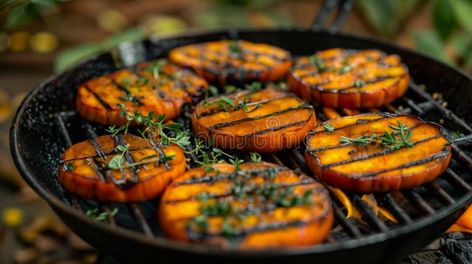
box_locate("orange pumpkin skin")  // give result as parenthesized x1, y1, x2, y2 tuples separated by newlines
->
(192, 88, 316, 153)
(76, 61, 207, 126)
(169, 40, 292, 85)
(305, 113, 451, 193)
(159, 162, 333, 248)
(288, 48, 410, 108)
(58, 134, 186, 202)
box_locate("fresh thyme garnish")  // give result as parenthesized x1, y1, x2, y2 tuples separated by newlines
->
(340, 135, 377, 146)
(340, 121, 414, 150)
(63, 162, 75, 171)
(86, 208, 118, 222)
(224, 85, 237, 93)
(324, 123, 335, 132)
(108, 144, 129, 169)
(353, 80, 366, 87)
(204, 85, 219, 102)
(228, 41, 242, 56)
(246, 82, 262, 92)
(338, 65, 353, 74)
(207, 96, 235, 111)
(310, 55, 326, 72)
(250, 152, 262, 163)
(150, 59, 167, 79)
(382, 121, 414, 150)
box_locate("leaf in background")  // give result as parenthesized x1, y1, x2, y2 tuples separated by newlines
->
(100, 27, 145, 51)
(54, 42, 102, 73)
(4, 2, 38, 30)
(413, 30, 452, 64)
(356, 0, 423, 38)
(450, 0, 472, 33)
(432, 0, 456, 40)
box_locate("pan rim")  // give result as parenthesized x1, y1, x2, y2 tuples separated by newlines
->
(10, 27, 472, 258)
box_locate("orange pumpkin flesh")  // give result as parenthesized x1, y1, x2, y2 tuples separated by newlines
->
(305, 113, 451, 192)
(76, 61, 207, 125)
(192, 88, 316, 152)
(58, 134, 186, 202)
(288, 48, 410, 108)
(169, 40, 292, 84)
(159, 162, 333, 248)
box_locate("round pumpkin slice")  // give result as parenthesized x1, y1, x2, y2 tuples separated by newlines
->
(192, 88, 316, 152)
(305, 113, 452, 192)
(288, 48, 410, 108)
(169, 40, 292, 84)
(159, 162, 333, 248)
(76, 60, 208, 125)
(58, 134, 186, 202)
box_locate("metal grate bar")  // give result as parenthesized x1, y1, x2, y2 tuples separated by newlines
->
(402, 190, 435, 215)
(352, 195, 389, 232)
(382, 194, 413, 224)
(445, 169, 472, 192)
(331, 201, 362, 238)
(426, 182, 455, 205)
(408, 82, 472, 133)
(128, 204, 154, 237)
(452, 144, 472, 171)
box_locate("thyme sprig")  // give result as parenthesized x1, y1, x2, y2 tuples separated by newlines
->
(86, 208, 118, 222)
(310, 55, 327, 72)
(340, 121, 414, 150)
(108, 144, 129, 169)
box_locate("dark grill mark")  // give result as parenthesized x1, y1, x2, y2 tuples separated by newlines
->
(349, 150, 450, 178)
(246, 113, 314, 137)
(319, 135, 442, 169)
(209, 104, 313, 130)
(114, 134, 139, 186)
(306, 115, 391, 137)
(307, 122, 424, 153)
(111, 79, 143, 106)
(165, 181, 317, 204)
(175, 167, 288, 186)
(83, 84, 112, 110)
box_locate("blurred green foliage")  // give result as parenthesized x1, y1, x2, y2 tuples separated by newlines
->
(2, 0, 63, 30)
(357, 0, 472, 71)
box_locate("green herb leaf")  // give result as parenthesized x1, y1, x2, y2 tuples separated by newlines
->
(250, 152, 262, 163)
(324, 123, 335, 132)
(309, 55, 326, 71)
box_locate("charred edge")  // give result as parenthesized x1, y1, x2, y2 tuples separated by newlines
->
(350, 150, 451, 178)
(166, 181, 318, 204)
(175, 167, 288, 186)
(83, 84, 113, 110)
(320, 134, 442, 169)
(209, 104, 313, 130)
(111, 79, 144, 106)
(307, 121, 423, 153)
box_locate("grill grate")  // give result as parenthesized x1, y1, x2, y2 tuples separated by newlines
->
(53, 80, 472, 246)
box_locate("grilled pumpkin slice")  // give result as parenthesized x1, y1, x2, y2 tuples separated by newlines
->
(76, 60, 207, 125)
(58, 134, 186, 202)
(192, 88, 316, 152)
(159, 162, 333, 248)
(288, 48, 410, 108)
(305, 113, 451, 192)
(169, 40, 292, 84)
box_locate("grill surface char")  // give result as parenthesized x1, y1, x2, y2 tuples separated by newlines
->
(10, 29, 472, 264)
